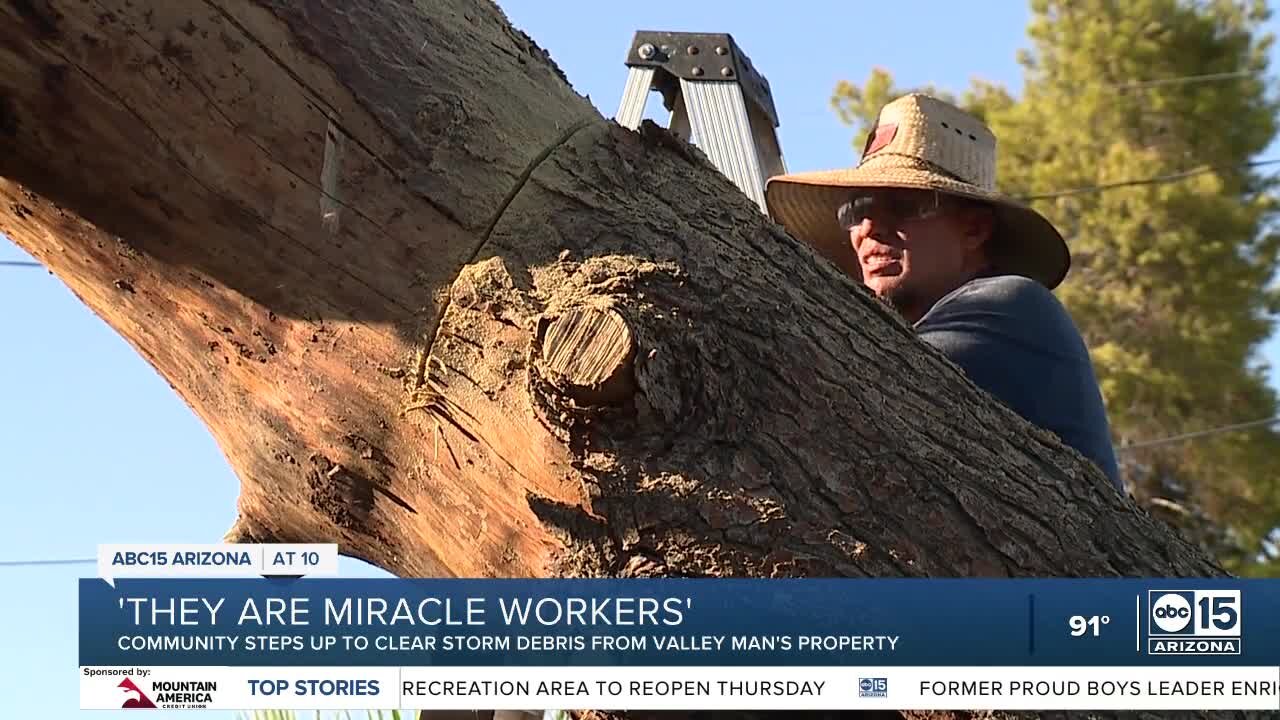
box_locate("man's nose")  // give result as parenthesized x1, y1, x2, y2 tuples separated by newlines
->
(851, 216, 885, 246)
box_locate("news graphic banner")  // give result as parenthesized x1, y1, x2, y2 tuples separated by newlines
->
(79, 576, 1280, 711)
(98, 544, 338, 585)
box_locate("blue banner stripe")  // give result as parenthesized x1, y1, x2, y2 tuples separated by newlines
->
(78, 579, 1276, 667)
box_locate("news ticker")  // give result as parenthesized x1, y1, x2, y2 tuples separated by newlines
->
(81, 666, 1280, 711)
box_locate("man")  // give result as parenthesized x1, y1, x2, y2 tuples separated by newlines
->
(764, 93, 1122, 490)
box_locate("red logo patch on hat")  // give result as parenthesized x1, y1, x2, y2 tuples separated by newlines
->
(862, 123, 897, 159)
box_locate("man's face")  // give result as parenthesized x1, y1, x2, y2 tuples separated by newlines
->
(841, 189, 981, 320)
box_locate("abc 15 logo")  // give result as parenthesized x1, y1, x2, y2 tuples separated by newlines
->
(1147, 589, 1241, 637)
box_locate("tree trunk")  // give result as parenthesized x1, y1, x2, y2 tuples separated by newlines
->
(0, 0, 1239, 716)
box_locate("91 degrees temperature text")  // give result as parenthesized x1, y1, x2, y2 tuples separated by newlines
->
(1069, 615, 1111, 637)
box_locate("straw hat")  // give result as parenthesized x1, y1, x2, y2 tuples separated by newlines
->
(764, 93, 1070, 289)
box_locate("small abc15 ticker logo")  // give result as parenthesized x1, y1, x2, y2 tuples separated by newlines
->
(858, 677, 888, 698)
(1146, 589, 1242, 655)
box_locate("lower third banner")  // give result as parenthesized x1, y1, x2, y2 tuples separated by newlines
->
(79, 577, 1280, 710)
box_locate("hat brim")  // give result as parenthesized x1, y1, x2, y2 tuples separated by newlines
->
(764, 164, 1070, 289)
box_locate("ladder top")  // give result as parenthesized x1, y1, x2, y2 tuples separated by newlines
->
(623, 30, 778, 128)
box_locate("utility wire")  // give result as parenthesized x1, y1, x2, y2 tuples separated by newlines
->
(1107, 69, 1259, 90)
(0, 261, 41, 267)
(0, 558, 95, 567)
(826, 68, 1267, 114)
(1017, 157, 1280, 201)
(824, 68, 1268, 121)
(1118, 416, 1280, 453)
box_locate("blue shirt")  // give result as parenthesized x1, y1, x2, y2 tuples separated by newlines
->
(915, 274, 1123, 490)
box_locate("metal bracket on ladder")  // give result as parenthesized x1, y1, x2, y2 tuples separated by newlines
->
(615, 31, 786, 212)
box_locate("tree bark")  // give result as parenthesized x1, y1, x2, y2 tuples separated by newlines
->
(0, 0, 1240, 716)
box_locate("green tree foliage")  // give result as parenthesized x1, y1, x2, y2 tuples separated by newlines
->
(830, 0, 1280, 574)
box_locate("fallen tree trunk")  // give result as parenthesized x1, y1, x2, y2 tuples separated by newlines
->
(0, 0, 1220, 587)
(0, 0, 1234, 715)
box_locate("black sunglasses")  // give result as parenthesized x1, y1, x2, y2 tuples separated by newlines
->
(836, 190, 946, 230)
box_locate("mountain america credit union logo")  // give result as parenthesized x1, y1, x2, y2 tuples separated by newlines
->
(1147, 589, 1241, 655)
(118, 677, 157, 708)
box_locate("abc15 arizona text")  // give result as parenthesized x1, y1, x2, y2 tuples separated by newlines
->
(1147, 590, 1241, 655)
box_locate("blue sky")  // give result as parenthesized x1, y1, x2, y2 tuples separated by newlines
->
(1, 1, 1277, 717)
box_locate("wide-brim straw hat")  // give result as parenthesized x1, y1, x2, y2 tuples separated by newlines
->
(765, 93, 1070, 289)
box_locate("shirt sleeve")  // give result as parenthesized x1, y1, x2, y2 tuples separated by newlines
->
(915, 276, 1123, 491)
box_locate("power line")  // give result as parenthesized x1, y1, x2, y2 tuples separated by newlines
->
(1017, 157, 1280, 201)
(1107, 69, 1259, 91)
(831, 68, 1266, 110)
(0, 261, 41, 267)
(0, 558, 95, 567)
(1118, 416, 1280, 453)
(825, 68, 1267, 123)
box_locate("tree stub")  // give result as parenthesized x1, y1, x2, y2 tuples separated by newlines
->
(538, 306, 637, 406)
